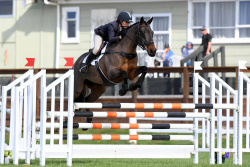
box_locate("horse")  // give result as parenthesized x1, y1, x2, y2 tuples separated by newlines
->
(74, 17, 157, 105)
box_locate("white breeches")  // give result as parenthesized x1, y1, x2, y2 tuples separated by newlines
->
(92, 34, 104, 55)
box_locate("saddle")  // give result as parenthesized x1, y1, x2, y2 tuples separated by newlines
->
(82, 42, 108, 66)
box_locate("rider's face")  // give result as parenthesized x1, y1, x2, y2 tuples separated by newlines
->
(121, 21, 130, 28)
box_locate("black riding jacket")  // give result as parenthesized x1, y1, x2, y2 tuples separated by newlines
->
(94, 21, 121, 43)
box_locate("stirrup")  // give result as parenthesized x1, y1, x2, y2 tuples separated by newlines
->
(79, 64, 88, 74)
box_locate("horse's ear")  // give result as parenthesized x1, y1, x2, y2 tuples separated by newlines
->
(140, 17, 145, 25)
(147, 17, 153, 25)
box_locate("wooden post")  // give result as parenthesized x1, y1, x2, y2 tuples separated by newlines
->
(214, 52, 218, 67)
(235, 67, 238, 90)
(221, 46, 225, 67)
(183, 67, 189, 103)
(221, 46, 226, 82)
(34, 69, 40, 120)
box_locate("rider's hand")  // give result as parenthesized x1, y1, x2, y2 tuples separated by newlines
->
(119, 35, 122, 40)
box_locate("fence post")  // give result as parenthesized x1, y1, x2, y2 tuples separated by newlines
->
(210, 73, 215, 164)
(67, 70, 74, 166)
(13, 87, 20, 165)
(130, 78, 138, 144)
(0, 87, 7, 164)
(238, 72, 243, 165)
(193, 73, 199, 164)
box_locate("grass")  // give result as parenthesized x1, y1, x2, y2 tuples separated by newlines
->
(5, 152, 250, 167)
(3, 129, 250, 166)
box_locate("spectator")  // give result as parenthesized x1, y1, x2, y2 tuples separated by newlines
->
(200, 26, 212, 57)
(181, 42, 194, 66)
(161, 44, 174, 67)
(161, 43, 174, 77)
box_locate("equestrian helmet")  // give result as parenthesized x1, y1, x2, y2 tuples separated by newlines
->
(117, 11, 133, 23)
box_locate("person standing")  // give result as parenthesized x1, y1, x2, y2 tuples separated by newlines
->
(161, 43, 174, 77)
(161, 43, 174, 67)
(181, 42, 194, 66)
(200, 26, 212, 56)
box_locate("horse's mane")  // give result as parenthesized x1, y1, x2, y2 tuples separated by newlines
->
(126, 20, 148, 30)
(126, 22, 139, 30)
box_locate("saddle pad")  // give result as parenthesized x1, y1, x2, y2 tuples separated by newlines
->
(82, 43, 108, 66)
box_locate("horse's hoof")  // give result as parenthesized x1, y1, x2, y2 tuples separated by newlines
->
(86, 117, 92, 123)
(119, 89, 126, 96)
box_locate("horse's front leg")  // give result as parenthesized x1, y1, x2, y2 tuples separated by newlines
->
(109, 69, 129, 96)
(119, 71, 129, 96)
(128, 66, 147, 91)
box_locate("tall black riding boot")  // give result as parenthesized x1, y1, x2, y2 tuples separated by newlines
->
(79, 51, 97, 74)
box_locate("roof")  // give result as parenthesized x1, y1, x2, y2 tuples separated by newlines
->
(45, 0, 186, 4)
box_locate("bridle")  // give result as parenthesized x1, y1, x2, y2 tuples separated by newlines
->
(136, 24, 154, 50)
(124, 23, 154, 50)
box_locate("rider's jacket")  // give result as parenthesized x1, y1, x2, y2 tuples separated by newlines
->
(94, 21, 121, 43)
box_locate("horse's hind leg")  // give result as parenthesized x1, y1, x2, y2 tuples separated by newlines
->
(74, 88, 86, 103)
(73, 87, 90, 130)
(85, 83, 106, 121)
(128, 66, 148, 91)
(85, 82, 106, 103)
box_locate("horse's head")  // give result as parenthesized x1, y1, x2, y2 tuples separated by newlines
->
(137, 17, 157, 57)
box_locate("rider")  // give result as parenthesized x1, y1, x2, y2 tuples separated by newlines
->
(79, 11, 133, 73)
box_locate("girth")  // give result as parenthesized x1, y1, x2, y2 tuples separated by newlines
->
(95, 61, 117, 86)
(95, 50, 137, 86)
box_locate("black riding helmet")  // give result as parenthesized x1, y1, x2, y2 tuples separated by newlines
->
(117, 11, 133, 24)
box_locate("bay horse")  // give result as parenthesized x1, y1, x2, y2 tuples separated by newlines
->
(74, 17, 157, 104)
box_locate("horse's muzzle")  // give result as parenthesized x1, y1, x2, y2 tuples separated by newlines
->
(148, 49, 157, 57)
(149, 49, 157, 57)
(146, 42, 157, 57)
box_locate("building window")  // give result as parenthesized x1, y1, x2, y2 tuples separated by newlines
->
(61, 7, 80, 43)
(188, 0, 250, 43)
(133, 14, 171, 66)
(239, 1, 250, 38)
(0, 0, 13, 17)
